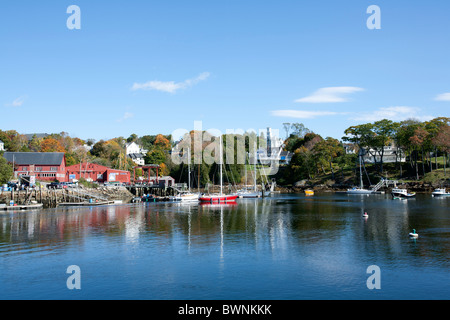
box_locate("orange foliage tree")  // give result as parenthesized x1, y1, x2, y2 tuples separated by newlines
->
(40, 138, 66, 153)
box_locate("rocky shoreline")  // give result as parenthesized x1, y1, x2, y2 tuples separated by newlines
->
(276, 180, 450, 194)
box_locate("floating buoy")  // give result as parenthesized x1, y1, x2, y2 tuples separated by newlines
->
(409, 229, 419, 238)
(363, 212, 369, 218)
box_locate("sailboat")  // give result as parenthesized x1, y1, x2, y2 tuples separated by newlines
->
(238, 144, 262, 198)
(170, 147, 199, 202)
(199, 136, 238, 203)
(346, 149, 374, 195)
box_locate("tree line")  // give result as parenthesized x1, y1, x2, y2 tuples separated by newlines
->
(1, 116, 449, 185)
(280, 117, 450, 185)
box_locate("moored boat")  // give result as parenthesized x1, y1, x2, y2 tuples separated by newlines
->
(199, 135, 238, 204)
(305, 189, 314, 196)
(346, 150, 374, 195)
(199, 193, 238, 203)
(431, 188, 450, 197)
(170, 192, 200, 202)
(391, 188, 415, 199)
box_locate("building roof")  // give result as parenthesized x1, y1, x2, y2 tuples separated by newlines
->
(3, 152, 65, 165)
(24, 133, 49, 141)
(127, 153, 145, 159)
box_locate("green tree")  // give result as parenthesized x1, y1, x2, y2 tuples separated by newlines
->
(0, 152, 13, 184)
(313, 137, 344, 180)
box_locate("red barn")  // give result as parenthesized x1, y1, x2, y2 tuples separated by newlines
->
(4, 152, 67, 182)
(66, 162, 130, 184)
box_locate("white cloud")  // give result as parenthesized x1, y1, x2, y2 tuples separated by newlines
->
(295, 87, 364, 103)
(350, 106, 434, 122)
(117, 112, 134, 122)
(131, 72, 210, 93)
(271, 109, 341, 119)
(434, 93, 450, 101)
(5, 95, 27, 107)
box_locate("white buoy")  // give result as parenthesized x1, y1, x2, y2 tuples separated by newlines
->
(409, 229, 419, 238)
(363, 212, 369, 218)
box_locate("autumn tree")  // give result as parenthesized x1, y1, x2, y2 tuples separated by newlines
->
(432, 124, 450, 175)
(313, 137, 344, 180)
(409, 126, 429, 180)
(40, 138, 66, 153)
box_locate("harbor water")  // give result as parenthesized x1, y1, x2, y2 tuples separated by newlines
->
(0, 193, 449, 300)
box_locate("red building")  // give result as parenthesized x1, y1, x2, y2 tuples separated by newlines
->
(4, 152, 67, 182)
(66, 162, 130, 184)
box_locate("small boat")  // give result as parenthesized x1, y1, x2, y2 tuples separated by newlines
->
(141, 194, 161, 202)
(170, 192, 199, 202)
(237, 189, 261, 198)
(391, 188, 415, 199)
(347, 187, 374, 194)
(346, 151, 374, 195)
(409, 229, 419, 238)
(431, 188, 450, 197)
(170, 146, 200, 203)
(199, 135, 238, 204)
(305, 189, 314, 196)
(199, 193, 239, 203)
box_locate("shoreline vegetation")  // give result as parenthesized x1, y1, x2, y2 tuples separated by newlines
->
(1, 117, 449, 192)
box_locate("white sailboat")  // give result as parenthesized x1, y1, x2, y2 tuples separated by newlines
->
(347, 150, 374, 195)
(238, 143, 262, 198)
(170, 147, 199, 202)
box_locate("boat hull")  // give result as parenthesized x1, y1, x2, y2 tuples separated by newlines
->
(170, 193, 199, 202)
(346, 188, 374, 194)
(199, 194, 239, 203)
(391, 192, 415, 198)
(238, 192, 261, 198)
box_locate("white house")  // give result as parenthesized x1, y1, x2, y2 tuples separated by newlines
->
(126, 142, 148, 166)
(363, 144, 406, 164)
(126, 142, 147, 155)
(0, 140, 4, 151)
(128, 153, 145, 166)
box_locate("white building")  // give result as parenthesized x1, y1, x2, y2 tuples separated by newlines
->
(363, 144, 406, 164)
(0, 140, 4, 151)
(126, 142, 147, 155)
(257, 127, 292, 165)
(126, 142, 148, 166)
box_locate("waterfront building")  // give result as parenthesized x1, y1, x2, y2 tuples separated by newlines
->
(3, 152, 67, 181)
(66, 162, 130, 184)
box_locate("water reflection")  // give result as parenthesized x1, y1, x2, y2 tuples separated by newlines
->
(1, 195, 449, 264)
(1, 194, 449, 299)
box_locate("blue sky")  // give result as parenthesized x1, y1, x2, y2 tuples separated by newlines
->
(1, 0, 449, 142)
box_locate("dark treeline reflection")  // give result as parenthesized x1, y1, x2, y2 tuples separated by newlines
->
(1, 194, 449, 266)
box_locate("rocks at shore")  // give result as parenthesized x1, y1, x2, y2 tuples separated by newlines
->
(284, 180, 449, 193)
(80, 185, 135, 201)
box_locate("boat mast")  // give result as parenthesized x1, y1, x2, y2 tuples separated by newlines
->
(359, 149, 363, 189)
(188, 147, 191, 192)
(219, 135, 223, 195)
(254, 141, 257, 192)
